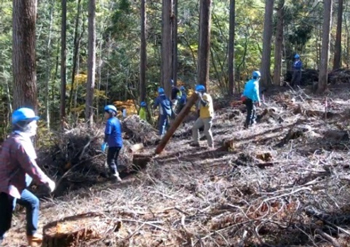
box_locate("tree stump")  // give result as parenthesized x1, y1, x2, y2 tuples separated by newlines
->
(42, 212, 108, 247)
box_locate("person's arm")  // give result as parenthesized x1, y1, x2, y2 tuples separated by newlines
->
(200, 94, 209, 107)
(15, 143, 51, 185)
(104, 120, 112, 142)
(153, 97, 159, 109)
(253, 82, 261, 103)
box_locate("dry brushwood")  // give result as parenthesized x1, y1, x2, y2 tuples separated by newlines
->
(122, 115, 159, 145)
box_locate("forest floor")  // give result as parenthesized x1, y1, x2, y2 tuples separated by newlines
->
(3, 83, 350, 247)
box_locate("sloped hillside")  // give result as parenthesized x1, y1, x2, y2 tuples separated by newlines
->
(3, 84, 350, 247)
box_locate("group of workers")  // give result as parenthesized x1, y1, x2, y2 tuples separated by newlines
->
(0, 54, 302, 246)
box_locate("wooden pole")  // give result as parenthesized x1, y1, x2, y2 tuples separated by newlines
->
(155, 93, 199, 154)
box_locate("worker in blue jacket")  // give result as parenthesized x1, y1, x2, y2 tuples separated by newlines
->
(101, 105, 123, 181)
(153, 87, 173, 137)
(291, 54, 303, 87)
(242, 71, 261, 129)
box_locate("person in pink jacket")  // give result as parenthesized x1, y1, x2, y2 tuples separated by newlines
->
(0, 107, 56, 246)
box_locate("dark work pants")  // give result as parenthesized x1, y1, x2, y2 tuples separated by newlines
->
(0, 190, 40, 241)
(291, 70, 302, 87)
(158, 114, 169, 136)
(244, 98, 256, 127)
(107, 147, 121, 174)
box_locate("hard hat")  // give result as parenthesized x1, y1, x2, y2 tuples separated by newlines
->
(104, 105, 117, 113)
(252, 71, 261, 78)
(180, 86, 185, 91)
(140, 101, 147, 107)
(294, 54, 300, 59)
(195, 85, 205, 92)
(12, 107, 39, 125)
(158, 87, 165, 94)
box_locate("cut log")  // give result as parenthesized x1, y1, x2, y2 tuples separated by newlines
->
(42, 212, 109, 247)
(155, 93, 199, 154)
(129, 143, 144, 153)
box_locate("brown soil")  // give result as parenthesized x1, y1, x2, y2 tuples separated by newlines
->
(3, 84, 350, 246)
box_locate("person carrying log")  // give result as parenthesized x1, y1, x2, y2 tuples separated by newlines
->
(139, 101, 147, 121)
(190, 85, 215, 149)
(291, 53, 303, 87)
(153, 87, 173, 138)
(101, 105, 123, 181)
(242, 71, 261, 129)
(0, 107, 56, 246)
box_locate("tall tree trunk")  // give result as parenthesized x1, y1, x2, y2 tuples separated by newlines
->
(68, 0, 82, 116)
(197, 0, 212, 90)
(161, 0, 173, 96)
(140, 0, 147, 102)
(85, 0, 96, 126)
(12, 0, 38, 111)
(45, 1, 54, 129)
(333, 0, 343, 70)
(228, 0, 235, 95)
(273, 0, 284, 86)
(172, 0, 178, 85)
(60, 0, 67, 125)
(317, 0, 333, 93)
(260, 0, 274, 87)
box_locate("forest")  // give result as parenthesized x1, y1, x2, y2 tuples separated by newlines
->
(2, 0, 350, 246)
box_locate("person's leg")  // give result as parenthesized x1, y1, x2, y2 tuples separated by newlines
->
(192, 118, 204, 145)
(159, 114, 167, 136)
(203, 118, 214, 148)
(0, 193, 14, 243)
(17, 189, 40, 237)
(107, 147, 119, 174)
(108, 147, 122, 180)
(251, 103, 257, 125)
(245, 99, 253, 128)
(291, 70, 297, 87)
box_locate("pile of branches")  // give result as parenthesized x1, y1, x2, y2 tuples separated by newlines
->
(328, 68, 350, 84)
(284, 68, 350, 86)
(37, 124, 135, 195)
(122, 115, 159, 145)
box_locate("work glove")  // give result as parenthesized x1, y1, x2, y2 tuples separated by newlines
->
(47, 180, 56, 193)
(101, 142, 108, 152)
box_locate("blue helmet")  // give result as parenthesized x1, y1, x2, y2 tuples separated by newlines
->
(140, 101, 147, 107)
(195, 85, 205, 92)
(12, 107, 39, 125)
(294, 54, 300, 59)
(252, 71, 261, 78)
(104, 105, 117, 113)
(158, 87, 165, 94)
(180, 86, 185, 91)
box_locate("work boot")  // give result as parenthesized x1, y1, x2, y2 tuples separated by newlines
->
(112, 171, 122, 182)
(27, 233, 43, 246)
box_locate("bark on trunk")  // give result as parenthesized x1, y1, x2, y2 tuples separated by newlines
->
(197, 0, 212, 91)
(228, 0, 235, 95)
(85, 0, 96, 126)
(12, 0, 38, 111)
(161, 0, 173, 97)
(317, 0, 333, 93)
(140, 0, 147, 102)
(273, 0, 284, 86)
